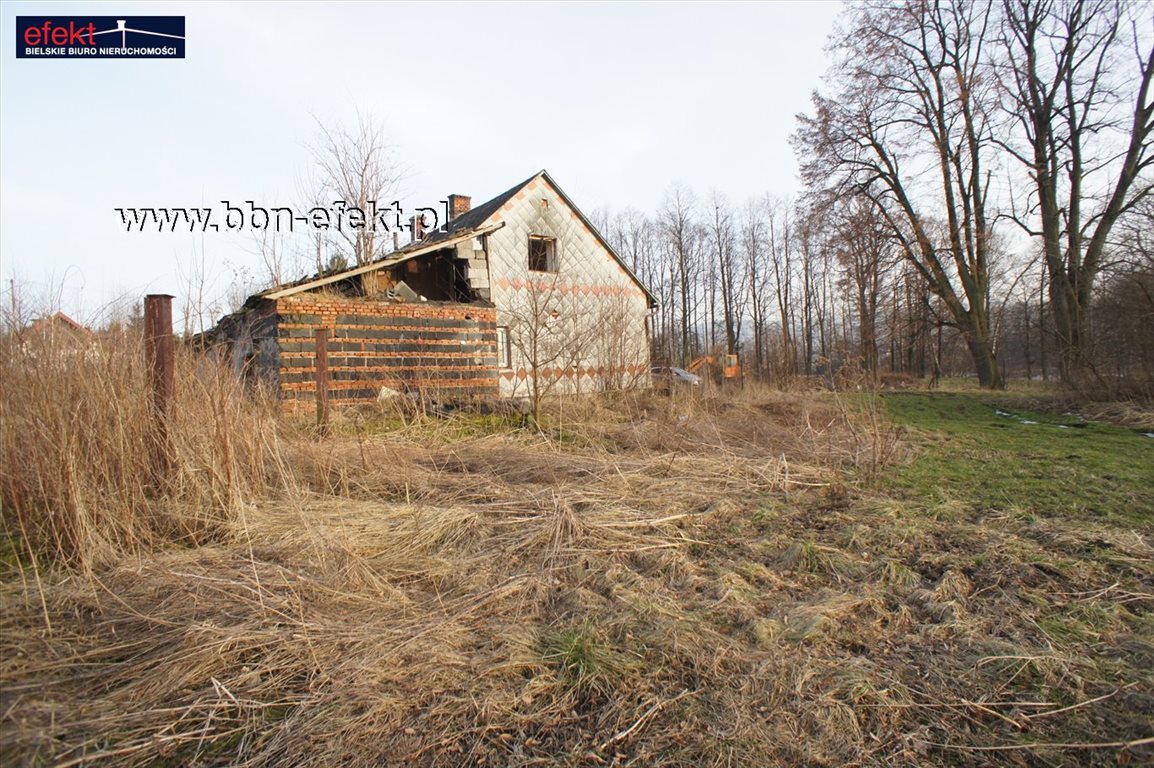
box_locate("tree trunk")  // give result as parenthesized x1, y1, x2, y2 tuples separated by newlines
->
(962, 318, 1003, 389)
(1050, 277, 1092, 386)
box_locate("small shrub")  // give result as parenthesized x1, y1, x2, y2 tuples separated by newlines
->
(539, 626, 629, 694)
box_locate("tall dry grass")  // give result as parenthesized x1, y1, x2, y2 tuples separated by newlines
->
(4, 365, 1151, 766)
(0, 327, 282, 571)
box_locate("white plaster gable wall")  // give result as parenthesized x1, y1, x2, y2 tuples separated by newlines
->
(482, 175, 651, 398)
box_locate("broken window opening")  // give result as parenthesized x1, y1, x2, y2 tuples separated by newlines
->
(384, 251, 473, 302)
(528, 236, 557, 273)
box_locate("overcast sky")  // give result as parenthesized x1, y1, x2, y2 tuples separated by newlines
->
(0, 0, 843, 327)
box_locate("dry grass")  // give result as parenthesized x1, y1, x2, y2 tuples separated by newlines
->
(0, 329, 281, 571)
(1, 363, 1151, 766)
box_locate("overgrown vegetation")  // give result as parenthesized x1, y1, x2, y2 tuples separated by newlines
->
(1, 373, 1151, 766)
(0, 328, 280, 572)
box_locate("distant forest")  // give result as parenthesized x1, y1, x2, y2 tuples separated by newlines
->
(590, 0, 1152, 395)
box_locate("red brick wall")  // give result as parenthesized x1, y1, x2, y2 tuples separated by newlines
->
(276, 295, 499, 408)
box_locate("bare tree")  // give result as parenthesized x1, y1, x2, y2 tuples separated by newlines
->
(709, 193, 745, 357)
(253, 226, 288, 288)
(175, 239, 221, 339)
(830, 196, 898, 377)
(310, 111, 404, 267)
(796, 0, 1005, 387)
(294, 169, 338, 276)
(766, 197, 798, 378)
(796, 205, 823, 376)
(742, 199, 773, 379)
(998, 0, 1154, 385)
(593, 290, 649, 392)
(504, 273, 583, 425)
(659, 185, 700, 366)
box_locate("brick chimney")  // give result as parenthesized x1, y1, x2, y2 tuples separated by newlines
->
(409, 214, 426, 243)
(447, 194, 471, 221)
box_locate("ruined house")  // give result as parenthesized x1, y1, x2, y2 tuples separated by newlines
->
(203, 170, 656, 408)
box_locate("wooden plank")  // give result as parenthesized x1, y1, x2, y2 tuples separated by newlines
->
(315, 328, 330, 432)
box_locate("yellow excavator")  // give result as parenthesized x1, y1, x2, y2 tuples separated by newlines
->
(687, 353, 741, 384)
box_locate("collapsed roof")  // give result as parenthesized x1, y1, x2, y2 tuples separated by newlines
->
(258, 170, 657, 307)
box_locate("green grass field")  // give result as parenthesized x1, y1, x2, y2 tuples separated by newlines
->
(882, 392, 1154, 524)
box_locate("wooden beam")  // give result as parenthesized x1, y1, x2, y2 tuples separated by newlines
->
(262, 224, 504, 300)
